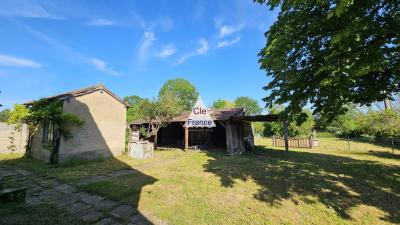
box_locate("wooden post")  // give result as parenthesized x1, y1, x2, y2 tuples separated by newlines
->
(283, 121, 289, 157)
(184, 126, 189, 151)
(272, 135, 275, 147)
(347, 136, 351, 151)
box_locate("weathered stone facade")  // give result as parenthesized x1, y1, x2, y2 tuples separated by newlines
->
(0, 122, 27, 154)
(30, 85, 127, 164)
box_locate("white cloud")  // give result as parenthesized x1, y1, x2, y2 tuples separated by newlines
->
(0, 0, 63, 19)
(218, 24, 243, 38)
(197, 38, 209, 54)
(177, 38, 209, 64)
(156, 45, 176, 58)
(0, 54, 41, 68)
(214, 19, 244, 38)
(217, 36, 241, 48)
(87, 18, 113, 26)
(138, 32, 156, 65)
(89, 58, 119, 76)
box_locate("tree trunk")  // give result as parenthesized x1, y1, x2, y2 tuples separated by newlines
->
(154, 130, 158, 150)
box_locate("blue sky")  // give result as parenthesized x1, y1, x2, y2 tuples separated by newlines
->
(0, 0, 278, 110)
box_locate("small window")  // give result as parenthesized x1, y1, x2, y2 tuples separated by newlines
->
(42, 121, 56, 143)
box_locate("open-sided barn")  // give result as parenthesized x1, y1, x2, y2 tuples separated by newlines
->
(130, 108, 274, 155)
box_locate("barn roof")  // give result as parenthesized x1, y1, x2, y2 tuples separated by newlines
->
(24, 84, 129, 107)
(130, 107, 245, 125)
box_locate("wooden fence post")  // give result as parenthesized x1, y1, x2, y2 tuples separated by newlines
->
(283, 121, 289, 157)
(272, 135, 275, 147)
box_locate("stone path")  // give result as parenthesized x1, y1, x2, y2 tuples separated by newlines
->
(0, 166, 165, 225)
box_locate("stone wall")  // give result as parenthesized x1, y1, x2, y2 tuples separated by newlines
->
(58, 90, 127, 163)
(0, 122, 27, 154)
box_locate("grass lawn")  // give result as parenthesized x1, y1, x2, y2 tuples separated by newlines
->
(1, 137, 399, 225)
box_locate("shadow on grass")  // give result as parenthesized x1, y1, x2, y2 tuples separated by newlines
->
(0, 155, 158, 224)
(204, 146, 400, 223)
(343, 136, 400, 150)
(363, 150, 400, 160)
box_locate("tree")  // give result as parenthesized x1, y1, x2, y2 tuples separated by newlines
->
(158, 78, 198, 111)
(256, 0, 400, 122)
(264, 106, 315, 137)
(0, 109, 10, 122)
(327, 104, 363, 137)
(359, 109, 400, 138)
(234, 96, 262, 115)
(124, 95, 149, 123)
(8, 99, 84, 164)
(138, 93, 182, 149)
(212, 99, 235, 109)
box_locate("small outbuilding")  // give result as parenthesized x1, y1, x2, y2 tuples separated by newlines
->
(27, 84, 128, 164)
(130, 108, 260, 155)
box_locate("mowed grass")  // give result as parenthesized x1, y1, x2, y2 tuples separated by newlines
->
(1, 137, 399, 225)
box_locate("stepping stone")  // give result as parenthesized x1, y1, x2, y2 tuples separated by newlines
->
(94, 199, 118, 210)
(95, 217, 121, 225)
(26, 196, 41, 206)
(54, 184, 77, 193)
(40, 179, 61, 188)
(80, 194, 104, 205)
(37, 189, 59, 201)
(110, 205, 135, 219)
(129, 213, 149, 224)
(51, 193, 78, 206)
(77, 208, 103, 222)
(108, 169, 135, 177)
(66, 202, 91, 215)
(15, 169, 34, 176)
(77, 176, 110, 185)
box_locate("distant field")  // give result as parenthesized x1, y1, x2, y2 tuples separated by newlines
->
(1, 137, 399, 225)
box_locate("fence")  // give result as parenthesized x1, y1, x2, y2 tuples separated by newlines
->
(272, 135, 318, 148)
(0, 122, 27, 153)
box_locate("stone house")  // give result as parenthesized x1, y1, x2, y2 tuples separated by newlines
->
(27, 84, 128, 164)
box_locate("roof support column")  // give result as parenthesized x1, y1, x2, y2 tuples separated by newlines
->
(184, 126, 189, 151)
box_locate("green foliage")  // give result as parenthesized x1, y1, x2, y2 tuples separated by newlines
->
(124, 95, 149, 123)
(8, 99, 84, 164)
(256, 0, 400, 122)
(327, 105, 363, 137)
(234, 96, 262, 115)
(212, 99, 235, 109)
(0, 109, 10, 122)
(263, 106, 315, 137)
(136, 92, 182, 149)
(158, 78, 199, 111)
(252, 122, 266, 136)
(359, 109, 400, 138)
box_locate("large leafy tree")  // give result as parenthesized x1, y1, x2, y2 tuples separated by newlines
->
(234, 96, 262, 115)
(212, 99, 235, 109)
(138, 93, 182, 149)
(256, 0, 400, 122)
(158, 78, 198, 111)
(327, 104, 363, 137)
(124, 95, 149, 123)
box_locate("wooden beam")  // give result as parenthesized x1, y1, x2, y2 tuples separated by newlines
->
(283, 121, 289, 157)
(184, 126, 189, 151)
(217, 121, 226, 129)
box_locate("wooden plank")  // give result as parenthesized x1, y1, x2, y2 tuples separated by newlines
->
(184, 126, 189, 151)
